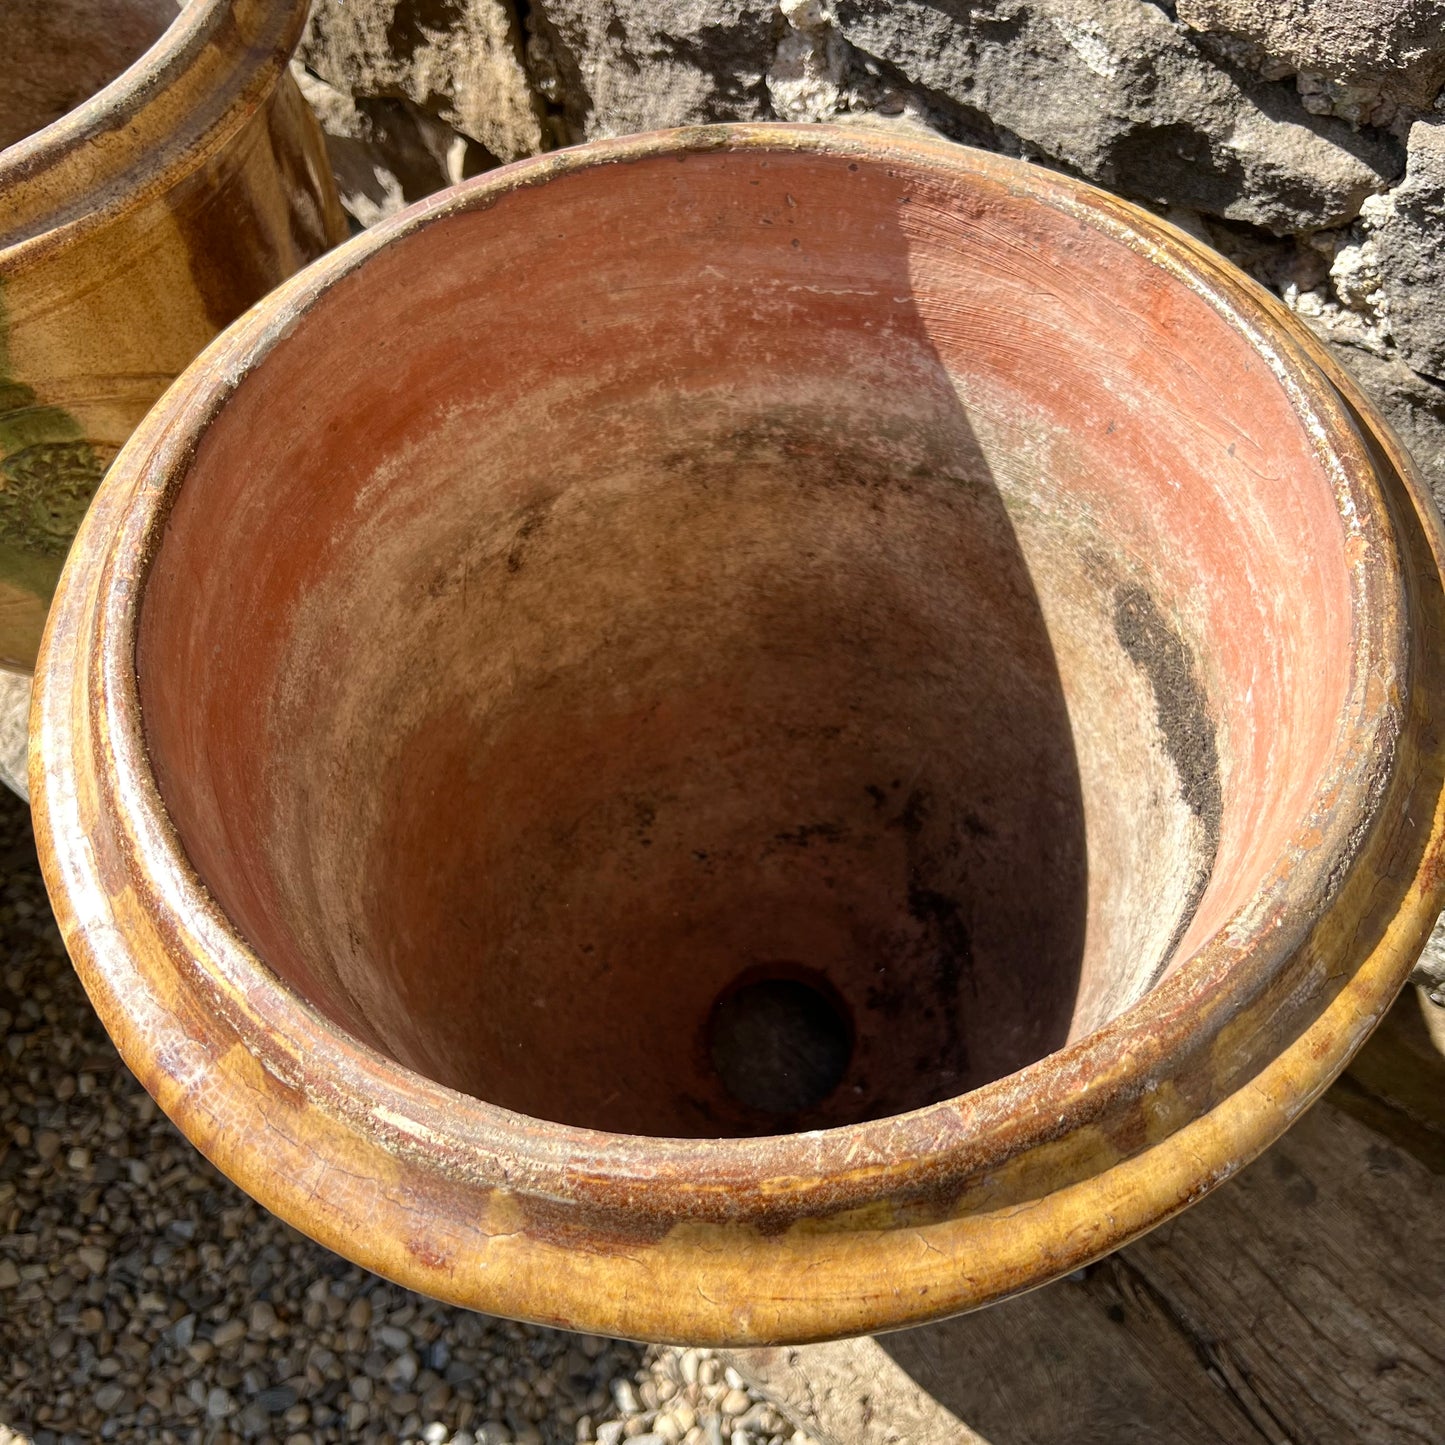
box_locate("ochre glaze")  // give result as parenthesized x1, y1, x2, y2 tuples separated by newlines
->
(31, 126, 1445, 1345)
(0, 0, 346, 672)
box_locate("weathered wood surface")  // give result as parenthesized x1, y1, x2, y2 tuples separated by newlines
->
(726, 991, 1445, 1445)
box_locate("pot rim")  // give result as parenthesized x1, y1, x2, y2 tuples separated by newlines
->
(32, 123, 1445, 1340)
(0, 0, 312, 254)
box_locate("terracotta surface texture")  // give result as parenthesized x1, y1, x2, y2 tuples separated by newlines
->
(30, 125, 1445, 1345)
(0, 0, 346, 673)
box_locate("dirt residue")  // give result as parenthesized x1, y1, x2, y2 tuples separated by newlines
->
(1112, 582, 1222, 982)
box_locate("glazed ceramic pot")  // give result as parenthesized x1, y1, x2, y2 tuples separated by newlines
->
(32, 125, 1445, 1345)
(0, 0, 346, 677)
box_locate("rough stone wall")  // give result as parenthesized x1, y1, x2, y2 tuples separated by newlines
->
(294, 0, 1445, 992)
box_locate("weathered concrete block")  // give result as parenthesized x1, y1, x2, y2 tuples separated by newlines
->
(830, 0, 1400, 233)
(770, 0, 852, 122)
(1315, 329, 1445, 517)
(528, 0, 774, 142)
(1375, 121, 1445, 382)
(299, 0, 545, 164)
(1178, 0, 1445, 110)
(293, 65, 490, 228)
(525, 1, 1399, 233)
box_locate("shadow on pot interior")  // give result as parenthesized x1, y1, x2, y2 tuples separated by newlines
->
(134, 144, 1262, 1138)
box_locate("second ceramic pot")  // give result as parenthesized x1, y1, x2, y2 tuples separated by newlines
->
(0, 0, 347, 675)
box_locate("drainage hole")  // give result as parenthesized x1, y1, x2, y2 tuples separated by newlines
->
(707, 975, 852, 1115)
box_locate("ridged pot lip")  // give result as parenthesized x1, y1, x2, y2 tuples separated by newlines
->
(31, 125, 1445, 1335)
(0, 0, 311, 254)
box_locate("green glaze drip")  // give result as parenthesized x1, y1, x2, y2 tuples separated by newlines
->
(0, 280, 112, 569)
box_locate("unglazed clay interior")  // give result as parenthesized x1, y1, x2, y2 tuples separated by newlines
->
(0, 0, 181, 150)
(137, 144, 1355, 1138)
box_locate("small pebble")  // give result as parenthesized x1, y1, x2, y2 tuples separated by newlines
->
(719, 1389, 752, 1417)
(239, 1402, 269, 1434)
(386, 1348, 420, 1387)
(258, 1383, 299, 1413)
(737, 1403, 781, 1434)
(74, 1246, 107, 1275)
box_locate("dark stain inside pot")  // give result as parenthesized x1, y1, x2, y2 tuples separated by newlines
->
(137, 145, 1350, 1138)
(1111, 581, 1223, 989)
(1, 0, 180, 150)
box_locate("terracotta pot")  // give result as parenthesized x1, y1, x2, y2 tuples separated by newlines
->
(0, 0, 346, 674)
(31, 125, 1445, 1345)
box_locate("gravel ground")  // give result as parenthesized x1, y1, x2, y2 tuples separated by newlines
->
(0, 792, 808, 1445)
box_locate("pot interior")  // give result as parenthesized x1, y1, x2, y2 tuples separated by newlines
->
(1, 0, 181, 151)
(136, 141, 1356, 1138)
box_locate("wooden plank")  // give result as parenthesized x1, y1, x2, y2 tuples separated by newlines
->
(1337, 985, 1445, 1171)
(722, 1338, 990, 1445)
(726, 1025, 1445, 1445)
